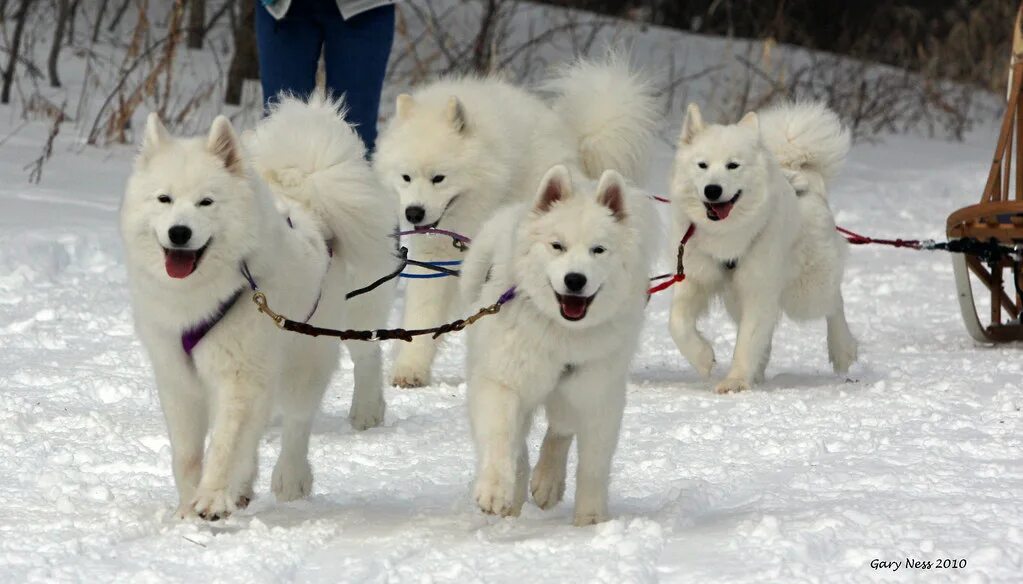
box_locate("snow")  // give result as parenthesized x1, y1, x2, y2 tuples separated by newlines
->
(2, 113, 1020, 582)
(2, 9, 1022, 584)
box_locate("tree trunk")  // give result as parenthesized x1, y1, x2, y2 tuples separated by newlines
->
(48, 0, 71, 87)
(91, 0, 109, 43)
(187, 0, 204, 48)
(106, 0, 131, 32)
(66, 0, 81, 45)
(1, 0, 34, 103)
(225, 0, 258, 105)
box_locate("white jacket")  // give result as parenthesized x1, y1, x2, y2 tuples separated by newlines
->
(264, 0, 396, 21)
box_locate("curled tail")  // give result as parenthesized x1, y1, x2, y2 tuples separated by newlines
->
(758, 102, 851, 197)
(545, 56, 658, 181)
(246, 92, 399, 322)
(247, 92, 398, 276)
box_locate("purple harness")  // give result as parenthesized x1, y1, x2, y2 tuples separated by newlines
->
(180, 217, 332, 356)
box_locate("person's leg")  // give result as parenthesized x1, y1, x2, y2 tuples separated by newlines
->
(322, 4, 395, 151)
(255, 0, 324, 113)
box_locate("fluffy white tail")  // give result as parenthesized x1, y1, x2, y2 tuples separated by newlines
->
(545, 57, 658, 181)
(246, 92, 398, 320)
(758, 102, 851, 197)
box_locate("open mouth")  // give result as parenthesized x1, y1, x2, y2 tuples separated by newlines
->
(555, 291, 597, 321)
(416, 195, 460, 230)
(704, 191, 742, 221)
(163, 241, 209, 279)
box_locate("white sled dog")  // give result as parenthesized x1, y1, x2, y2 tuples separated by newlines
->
(374, 58, 656, 388)
(460, 165, 659, 525)
(121, 94, 396, 519)
(668, 101, 858, 394)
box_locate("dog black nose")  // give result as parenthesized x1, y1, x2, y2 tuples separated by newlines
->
(704, 184, 723, 201)
(405, 205, 426, 225)
(564, 272, 587, 293)
(168, 225, 192, 246)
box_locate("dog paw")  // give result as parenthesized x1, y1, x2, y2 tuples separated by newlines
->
(829, 340, 859, 375)
(349, 399, 385, 431)
(691, 343, 716, 379)
(573, 509, 610, 527)
(191, 486, 237, 521)
(271, 458, 313, 502)
(236, 493, 252, 510)
(714, 377, 750, 394)
(174, 500, 197, 520)
(391, 364, 430, 388)
(474, 468, 518, 517)
(391, 351, 433, 388)
(678, 337, 715, 379)
(530, 467, 566, 510)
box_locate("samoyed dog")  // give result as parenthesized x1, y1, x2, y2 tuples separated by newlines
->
(668, 102, 858, 394)
(120, 95, 396, 520)
(459, 165, 659, 525)
(374, 58, 656, 388)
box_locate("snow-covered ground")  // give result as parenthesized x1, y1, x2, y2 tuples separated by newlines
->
(1, 109, 1021, 582)
(1, 3, 1022, 579)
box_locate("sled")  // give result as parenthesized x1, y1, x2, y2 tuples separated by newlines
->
(946, 3, 1023, 342)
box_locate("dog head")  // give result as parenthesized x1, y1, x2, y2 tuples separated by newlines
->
(121, 114, 260, 283)
(375, 93, 497, 230)
(672, 103, 770, 226)
(515, 165, 641, 328)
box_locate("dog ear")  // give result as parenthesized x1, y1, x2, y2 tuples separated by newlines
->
(534, 165, 573, 214)
(738, 111, 759, 132)
(680, 103, 705, 146)
(595, 170, 628, 222)
(396, 94, 415, 120)
(141, 113, 169, 157)
(446, 96, 469, 134)
(207, 115, 243, 176)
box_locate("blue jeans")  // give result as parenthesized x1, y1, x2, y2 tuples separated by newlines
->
(255, 0, 394, 151)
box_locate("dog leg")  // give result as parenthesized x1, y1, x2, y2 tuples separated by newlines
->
(344, 281, 392, 428)
(531, 390, 574, 510)
(669, 281, 715, 378)
(469, 378, 529, 517)
(192, 371, 273, 521)
(531, 430, 572, 511)
(827, 293, 858, 374)
(720, 288, 780, 394)
(346, 341, 386, 430)
(152, 356, 207, 518)
(272, 345, 334, 502)
(392, 276, 457, 388)
(562, 364, 626, 526)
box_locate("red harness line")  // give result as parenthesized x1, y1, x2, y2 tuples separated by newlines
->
(645, 196, 922, 296)
(647, 224, 695, 295)
(834, 226, 922, 249)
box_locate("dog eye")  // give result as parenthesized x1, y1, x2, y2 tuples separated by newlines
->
(431, 175, 445, 184)
(401, 174, 412, 183)
(591, 245, 606, 255)
(157, 194, 172, 204)
(198, 198, 214, 207)
(551, 242, 564, 252)
(726, 162, 740, 170)
(697, 162, 708, 169)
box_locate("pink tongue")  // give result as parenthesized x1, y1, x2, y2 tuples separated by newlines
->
(165, 251, 197, 279)
(560, 296, 587, 319)
(710, 202, 734, 220)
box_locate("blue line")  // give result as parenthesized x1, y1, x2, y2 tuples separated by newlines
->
(420, 260, 462, 266)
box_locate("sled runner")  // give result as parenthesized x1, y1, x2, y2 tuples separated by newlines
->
(947, 3, 1023, 342)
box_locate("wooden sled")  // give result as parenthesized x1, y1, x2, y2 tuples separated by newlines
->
(946, 4, 1023, 342)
